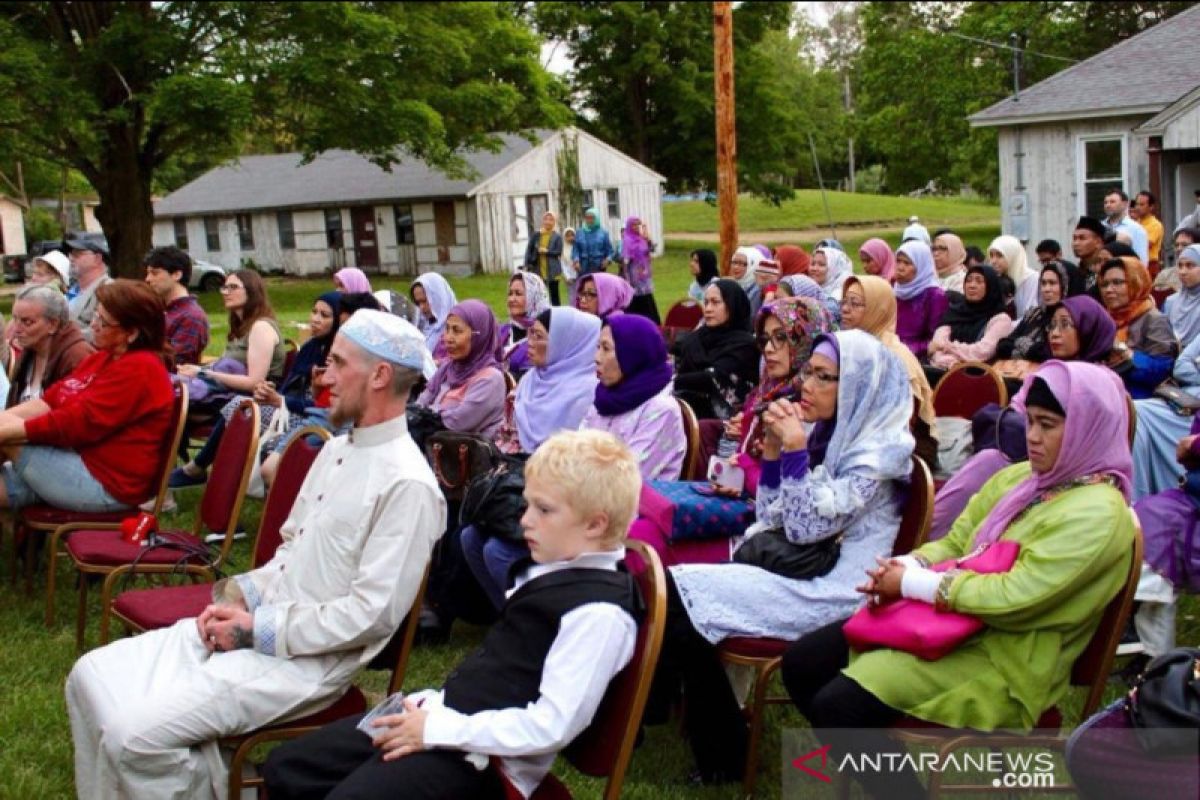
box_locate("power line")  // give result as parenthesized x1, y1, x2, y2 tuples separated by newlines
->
(940, 29, 1079, 63)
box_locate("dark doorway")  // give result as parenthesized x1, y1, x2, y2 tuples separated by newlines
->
(350, 206, 380, 271)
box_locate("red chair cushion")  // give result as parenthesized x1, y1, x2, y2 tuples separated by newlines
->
(719, 636, 790, 659)
(20, 504, 132, 529)
(495, 759, 572, 800)
(113, 582, 215, 630)
(255, 687, 367, 734)
(66, 529, 206, 566)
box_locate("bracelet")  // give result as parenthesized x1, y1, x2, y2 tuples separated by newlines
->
(935, 569, 962, 612)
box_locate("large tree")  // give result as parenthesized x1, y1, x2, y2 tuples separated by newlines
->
(532, 1, 833, 202)
(0, 2, 567, 275)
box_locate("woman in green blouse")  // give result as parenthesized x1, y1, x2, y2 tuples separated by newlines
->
(781, 359, 1137, 799)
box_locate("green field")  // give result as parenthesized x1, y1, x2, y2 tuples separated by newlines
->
(663, 190, 999, 234)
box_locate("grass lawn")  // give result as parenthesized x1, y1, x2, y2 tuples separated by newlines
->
(7, 203, 1183, 798)
(663, 190, 1000, 234)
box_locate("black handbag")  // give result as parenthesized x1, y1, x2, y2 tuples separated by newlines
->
(1154, 383, 1200, 416)
(459, 454, 529, 545)
(424, 430, 501, 501)
(1128, 647, 1200, 754)
(405, 404, 445, 453)
(732, 528, 842, 580)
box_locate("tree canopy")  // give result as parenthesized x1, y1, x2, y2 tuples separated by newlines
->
(0, 2, 567, 274)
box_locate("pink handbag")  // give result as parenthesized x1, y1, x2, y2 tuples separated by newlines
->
(843, 540, 1021, 660)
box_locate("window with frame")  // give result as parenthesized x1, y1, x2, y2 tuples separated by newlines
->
(393, 205, 415, 244)
(325, 208, 344, 249)
(204, 217, 220, 251)
(606, 188, 620, 223)
(580, 189, 594, 216)
(237, 213, 254, 250)
(1081, 138, 1124, 219)
(173, 218, 188, 251)
(434, 201, 456, 246)
(276, 211, 295, 249)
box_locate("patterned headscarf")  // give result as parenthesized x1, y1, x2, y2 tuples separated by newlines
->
(779, 275, 841, 323)
(508, 271, 550, 329)
(754, 296, 835, 400)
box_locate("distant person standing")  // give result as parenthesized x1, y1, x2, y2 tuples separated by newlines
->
(572, 206, 613, 280)
(1174, 188, 1200, 233)
(1133, 190, 1165, 274)
(620, 216, 660, 324)
(1102, 188, 1150, 264)
(143, 246, 210, 366)
(524, 211, 564, 306)
(65, 237, 113, 343)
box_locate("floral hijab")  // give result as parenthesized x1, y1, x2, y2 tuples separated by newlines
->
(509, 271, 550, 329)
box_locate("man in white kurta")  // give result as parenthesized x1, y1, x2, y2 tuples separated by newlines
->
(66, 311, 446, 799)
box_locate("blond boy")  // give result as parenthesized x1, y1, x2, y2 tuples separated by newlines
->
(263, 430, 643, 800)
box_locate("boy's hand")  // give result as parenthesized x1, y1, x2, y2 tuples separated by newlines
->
(374, 698, 428, 761)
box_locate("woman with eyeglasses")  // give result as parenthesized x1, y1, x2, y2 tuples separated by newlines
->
(841, 275, 938, 470)
(651, 330, 915, 784)
(992, 261, 1077, 389)
(931, 233, 968, 293)
(415, 299, 507, 438)
(1097, 256, 1176, 399)
(0, 280, 174, 513)
(574, 271, 633, 320)
(893, 241, 949, 362)
(176, 269, 286, 418)
(671, 278, 760, 420)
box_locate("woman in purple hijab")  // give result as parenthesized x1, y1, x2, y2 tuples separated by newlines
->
(416, 299, 507, 438)
(576, 272, 634, 319)
(929, 295, 1118, 540)
(582, 313, 685, 481)
(619, 216, 661, 325)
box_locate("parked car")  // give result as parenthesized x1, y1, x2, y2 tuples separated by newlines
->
(190, 258, 228, 292)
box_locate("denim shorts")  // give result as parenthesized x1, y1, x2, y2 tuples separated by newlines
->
(3, 446, 129, 512)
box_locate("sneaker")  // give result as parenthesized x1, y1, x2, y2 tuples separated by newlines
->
(168, 467, 207, 489)
(205, 531, 246, 545)
(1115, 619, 1145, 656)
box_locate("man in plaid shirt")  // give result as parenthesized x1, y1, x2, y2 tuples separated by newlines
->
(143, 245, 210, 366)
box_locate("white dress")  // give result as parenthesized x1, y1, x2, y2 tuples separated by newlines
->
(66, 415, 446, 799)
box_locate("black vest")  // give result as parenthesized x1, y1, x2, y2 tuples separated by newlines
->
(442, 567, 643, 715)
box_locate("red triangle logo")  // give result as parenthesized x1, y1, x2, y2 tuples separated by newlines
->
(791, 743, 832, 783)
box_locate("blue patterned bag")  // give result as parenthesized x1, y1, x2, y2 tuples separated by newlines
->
(644, 480, 755, 543)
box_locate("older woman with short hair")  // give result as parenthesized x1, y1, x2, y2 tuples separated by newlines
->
(6, 284, 95, 408)
(0, 280, 174, 512)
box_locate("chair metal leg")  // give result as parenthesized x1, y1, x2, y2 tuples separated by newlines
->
(45, 529, 64, 628)
(741, 658, 781, 797)
(75, 572, 90, 653)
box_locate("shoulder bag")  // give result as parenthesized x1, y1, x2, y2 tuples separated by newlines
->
(1128, 647, 1200, 754)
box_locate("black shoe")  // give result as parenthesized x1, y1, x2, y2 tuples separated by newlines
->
(686, 767, 741, 786)
(413, 606, 452, 646)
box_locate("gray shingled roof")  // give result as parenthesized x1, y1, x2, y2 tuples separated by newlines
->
(969, 5, 1200, 127)
(154, 131, 552, 217)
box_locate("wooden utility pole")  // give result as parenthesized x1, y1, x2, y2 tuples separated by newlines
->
(713, 2, 737, 275)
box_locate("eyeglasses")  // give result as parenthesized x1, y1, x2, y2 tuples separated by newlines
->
(91, 313, 121, 329)
(731, 258, 748, 266)
(1099, 279, 1128, 289)
(578, 289, 599, 299)
(755, 331, 791, 351)
(1046, 319, 1075, 332)
(799, 363, 839, 385)
(930, 245, 948, 252)
(220, 283, 244, 293)
(841, 298, 866, 310)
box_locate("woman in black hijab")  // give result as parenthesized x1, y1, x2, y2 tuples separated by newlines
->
(926, 264, 1015, 376)
(688, 248, 721, 303)
(673, 278, 760, 419)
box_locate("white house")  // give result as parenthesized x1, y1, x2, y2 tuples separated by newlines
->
(969, 4, 1200, 261)
(0, 195, 27, 256)
(152, 128, 665, 277)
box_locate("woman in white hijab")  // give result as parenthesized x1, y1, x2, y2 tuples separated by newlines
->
(989, 235, 1038, 317)
(409, 272, 458, 362)
(811, 246, 854, 303)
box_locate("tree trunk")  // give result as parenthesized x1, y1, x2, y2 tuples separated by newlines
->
(90, 139, 155, 279)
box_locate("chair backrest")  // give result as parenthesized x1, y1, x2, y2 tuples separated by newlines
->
(661, 300, 703, 347)
(1126, 392, 1137, 447)
(502, 370, 517, 393)
(932, 361, 1008, 420)
(1151, 288, 1174, 310)
(147, 381, 190, 516)
(676, 397, 703, 481)
(893, 455, 933, 555)
(197, 399, 260, 564)
(281, 338, 300, 381)
(252, 426, 331, 568)
(562, 539, 667, 800)
(1071, 509, 1144, 719)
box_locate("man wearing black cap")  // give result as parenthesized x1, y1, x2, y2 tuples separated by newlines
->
(65, 237, 113, 343)
(1072, 216, 1108, 295)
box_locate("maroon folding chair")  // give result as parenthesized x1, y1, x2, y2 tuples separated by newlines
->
(661, 300, 702, 348)
(676, 398, 703, 480)
(53, 399, 259, 651)
(1151, 288, 1174, 310)
(103, 426, 331, 643)
(931, 361, 1008, 420)
(496, 539, 667, 800)
(25, 382, 188, 616)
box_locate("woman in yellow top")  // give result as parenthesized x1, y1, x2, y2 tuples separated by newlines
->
(523, 211, 564, 307)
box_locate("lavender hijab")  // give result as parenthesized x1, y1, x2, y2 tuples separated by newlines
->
(580, 272, 634, 318)
(594, 314, 673, 417)
(513, 307, 602, 452)
(621, 216, 651, 266)
(893, 240, 939, 301)
(969, 360, 1132, 547)
(1059, 295, 1117, 362)
(423, 300, 499, 395)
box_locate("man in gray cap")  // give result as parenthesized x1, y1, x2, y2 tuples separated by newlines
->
(65, 237, 113, 342)
(66, 309, 445, 799)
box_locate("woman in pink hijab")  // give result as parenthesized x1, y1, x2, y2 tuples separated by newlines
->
(858, 238, 895, 283)
(333, 267, 372, 294)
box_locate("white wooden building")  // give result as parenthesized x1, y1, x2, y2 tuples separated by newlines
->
(0, 195, 27, 257)
(969, 4, 1200, 262)
(152, 128, 665, 277)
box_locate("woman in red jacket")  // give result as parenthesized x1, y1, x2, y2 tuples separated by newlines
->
(0, 279, 175, 512)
